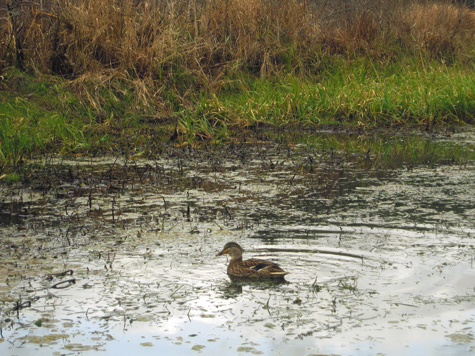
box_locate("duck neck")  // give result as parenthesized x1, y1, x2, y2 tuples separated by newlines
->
(227, 256, 242, 274)
(230, 255, 242, 263)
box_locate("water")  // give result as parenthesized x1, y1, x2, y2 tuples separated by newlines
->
(0, 137, 474, 355)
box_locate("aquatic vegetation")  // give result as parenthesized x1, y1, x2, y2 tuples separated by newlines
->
(0, 139, 473, 355)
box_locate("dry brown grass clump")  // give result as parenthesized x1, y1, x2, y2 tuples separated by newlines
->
(398, 2, 475, 60)
(0, 0, 474, 111)
(315, 0, 475, 60)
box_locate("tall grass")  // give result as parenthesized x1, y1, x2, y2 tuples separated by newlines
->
(1, 0, 473, 106)
(0, 0, 474, 171)
(0, 70, 111, 171)
(197, 60, 475, 128)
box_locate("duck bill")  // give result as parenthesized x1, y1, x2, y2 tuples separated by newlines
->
(216, 249, 227, 257)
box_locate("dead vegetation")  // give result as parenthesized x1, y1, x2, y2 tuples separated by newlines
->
(1, 0, 473, 92)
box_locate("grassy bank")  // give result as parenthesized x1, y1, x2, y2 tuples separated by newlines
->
(1, 0, 475, 172)
(183, 60, 475, 138)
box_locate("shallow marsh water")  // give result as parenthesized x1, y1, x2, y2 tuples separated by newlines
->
(0, 132, 474, 355)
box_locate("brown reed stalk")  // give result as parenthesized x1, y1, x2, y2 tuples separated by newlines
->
(0, 0, 473, 109)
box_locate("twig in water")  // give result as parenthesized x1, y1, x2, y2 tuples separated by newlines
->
(290, 172, 296, 185)
(47, 270, 74, 280)
(13, 300, 31, 318)
(224, 206, 233, 220)
(167, 222, 179, 232)
(170, 284, 184, 298)
(111, 197, 115, 223)
(50, 279, 76, 289)
(264, 295, 271, 315)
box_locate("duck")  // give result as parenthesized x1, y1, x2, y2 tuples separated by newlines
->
(216, 242, 289, 282)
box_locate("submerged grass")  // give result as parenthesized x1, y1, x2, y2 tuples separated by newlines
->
(351, 135, 475, 169)
(266, 129, 475, 170)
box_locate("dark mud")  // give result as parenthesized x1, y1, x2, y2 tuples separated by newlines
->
(0, 131, 474, 355)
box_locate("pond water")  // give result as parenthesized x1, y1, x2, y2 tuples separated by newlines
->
(0, 134, 474, 355)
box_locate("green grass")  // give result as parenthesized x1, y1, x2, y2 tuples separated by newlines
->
(0, 0, 474, 180)
(0, 70, 167, 172)
(0, 72, 98, 170)
(1, 60, 474, 175)
(198, 60, 475, 129)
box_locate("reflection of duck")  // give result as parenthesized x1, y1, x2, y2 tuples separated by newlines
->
(216, 242, 289, 282)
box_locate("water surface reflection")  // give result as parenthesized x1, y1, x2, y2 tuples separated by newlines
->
(0, 139, 474, 355)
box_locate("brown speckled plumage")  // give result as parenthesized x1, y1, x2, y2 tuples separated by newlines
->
(216, 242, 289, 282)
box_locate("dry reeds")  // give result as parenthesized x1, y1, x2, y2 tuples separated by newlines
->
(0, 0, 474, 106)
(0, 1, 474, 170)
(2, 0, 473, 70)
(398, 2, 475, 59)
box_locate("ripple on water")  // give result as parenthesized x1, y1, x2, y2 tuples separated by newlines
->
(0, 143, 474, 355)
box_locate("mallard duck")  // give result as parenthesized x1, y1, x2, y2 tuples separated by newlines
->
(216, 242, 289, 281)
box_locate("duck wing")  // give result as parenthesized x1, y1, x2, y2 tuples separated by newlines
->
(243, 258, 289, 277)
(226, 257, 289, 281)
(242, 258, 275, 270)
